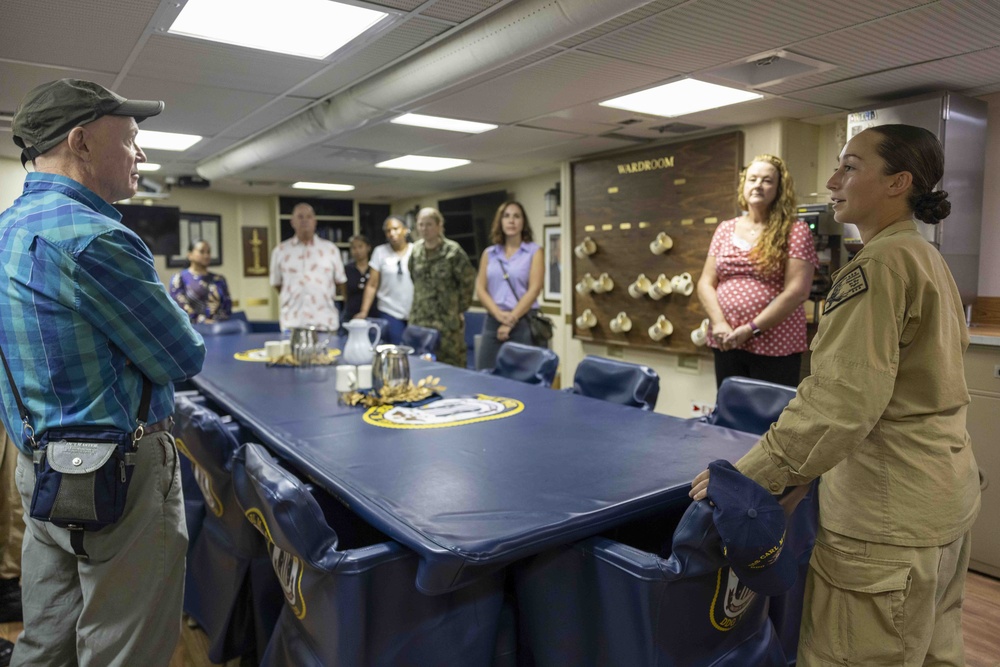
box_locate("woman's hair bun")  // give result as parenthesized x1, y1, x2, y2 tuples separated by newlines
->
(912, 190, 950, 225)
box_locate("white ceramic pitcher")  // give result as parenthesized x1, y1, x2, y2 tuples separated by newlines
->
(342, 320, 382, 366)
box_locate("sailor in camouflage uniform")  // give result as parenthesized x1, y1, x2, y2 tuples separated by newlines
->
(408, 207, 476, 367)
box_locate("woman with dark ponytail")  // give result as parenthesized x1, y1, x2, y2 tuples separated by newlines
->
(691, 124, 980, 665)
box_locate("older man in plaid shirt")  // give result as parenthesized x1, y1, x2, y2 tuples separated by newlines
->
(0, 79, 204, 667)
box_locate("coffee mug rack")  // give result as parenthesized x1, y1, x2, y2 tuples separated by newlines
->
(570, 131, 744, 355)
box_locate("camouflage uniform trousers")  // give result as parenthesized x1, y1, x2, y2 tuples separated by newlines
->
(435, 324, 467, 368)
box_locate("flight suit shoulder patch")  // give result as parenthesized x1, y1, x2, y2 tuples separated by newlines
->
(824, 266, 868, 314)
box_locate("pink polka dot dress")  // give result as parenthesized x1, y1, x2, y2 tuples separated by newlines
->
(707, 218, 818, 356)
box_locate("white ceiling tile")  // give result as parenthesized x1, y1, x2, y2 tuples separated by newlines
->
(557, 0, 687, 49)
(787, 47, 1000, 109)
(0, 62, 117, 113)
(326, 122, 461, 153)
(769, 0, 1000, 95)
(128, 35, 328, 95)
(417, 51, 680, 124)
(519, 116, 623, 135)
(578, 0, 928, 73)
(422, 0, 505, 24)
(367, 0, 427, 10)
(0, 0, 160, 72)
(431, 126, 579, 160)
(217, 98, 314, 139)
(116, 76, 278, 135)
(294, 18, 449, 98)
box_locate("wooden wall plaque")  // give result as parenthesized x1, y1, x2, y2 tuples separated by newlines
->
(242, 226, 270, 277)
(571, 131, 743, 354)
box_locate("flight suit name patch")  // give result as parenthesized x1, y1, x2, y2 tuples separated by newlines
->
(824, 267, 868, 314)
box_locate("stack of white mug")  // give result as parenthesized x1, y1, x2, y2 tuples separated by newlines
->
(336, 364, 373, 392)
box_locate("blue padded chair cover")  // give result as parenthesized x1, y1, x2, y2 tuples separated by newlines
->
(177, 450, 206, 551)
(490, 341, 559, 387)
(400, 324, 441, 357)
(173, 397, 283, 664)
(708, 376, 798, 435)
(231, 442, 505, 667)
(514, 499, 789, 667)
(464, 311, 486, 369)
(194, 318, 251, 336)
(570, 355, 659, 410)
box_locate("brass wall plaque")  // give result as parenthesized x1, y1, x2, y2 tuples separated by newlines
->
(242, 227, 270, 277)
(607, 187, 619, 194)
(704, 217, 719, 224)
(620, 223, 632, 230)
(674, 178, 687, 186)
(601, 224, 613, 231)
(681, 219, 694, 225)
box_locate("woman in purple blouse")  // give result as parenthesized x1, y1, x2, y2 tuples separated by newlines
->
(169, 240, 232, 323)
(474, 200, 545, 370)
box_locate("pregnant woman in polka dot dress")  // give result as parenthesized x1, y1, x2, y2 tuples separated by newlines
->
(696, 154, 818, 388)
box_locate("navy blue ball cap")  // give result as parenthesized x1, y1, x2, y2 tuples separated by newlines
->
(707, 459, 796, 596)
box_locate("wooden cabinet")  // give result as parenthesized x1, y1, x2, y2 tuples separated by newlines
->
(965, 343, 1000, 577)
(278, 196, 355, 248)
(438, 190, 507, 269)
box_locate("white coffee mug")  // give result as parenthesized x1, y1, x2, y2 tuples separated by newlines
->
(356, 364, 373, 390)
(648, 315, 674, 341)
(648, 274, 672, 300)
(628, 274, 652, 299)
(609, 311, 632, 333)
(649, 232, 674, 255)
(592, 273, 614, 294)
(574, 237, 597, 259)
(671, 272, 694, 296)
(575, 273, 595, 296)
(265, 341, 283, 361)
(576, 308, 597, 329)
(691, 319, 709, 346)
(279, 340, 292, 357)
(335, 364, 357, 392)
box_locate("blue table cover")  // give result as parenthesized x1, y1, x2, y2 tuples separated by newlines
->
(192, 333, 760, 594)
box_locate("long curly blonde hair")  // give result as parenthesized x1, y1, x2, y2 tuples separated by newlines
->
(737, 154, 798, 275)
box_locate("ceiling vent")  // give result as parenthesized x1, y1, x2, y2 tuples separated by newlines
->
(651, 122, 705, 134)
(702, 49, 835, 90)
(618, 118, 644, 125)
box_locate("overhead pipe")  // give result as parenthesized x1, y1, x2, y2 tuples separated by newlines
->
(196, 0, 655, 180)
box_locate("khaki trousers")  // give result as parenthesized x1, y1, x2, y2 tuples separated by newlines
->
(0, 423, 24, 580)
(11, 431, 187, 667)
(798, 525, 971, 666)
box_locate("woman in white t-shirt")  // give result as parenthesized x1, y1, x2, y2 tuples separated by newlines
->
(355, 215, 413, 343)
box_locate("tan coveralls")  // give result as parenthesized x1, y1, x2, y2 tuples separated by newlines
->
(737, 220, 981, 666)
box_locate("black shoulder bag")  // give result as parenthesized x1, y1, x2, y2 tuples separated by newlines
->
(1, 343, 150, 553)
(501, 263, 554, 346)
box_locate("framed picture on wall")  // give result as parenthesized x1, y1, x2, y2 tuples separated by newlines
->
(543, 225, 562, 303)
(167, 213, 222, 268)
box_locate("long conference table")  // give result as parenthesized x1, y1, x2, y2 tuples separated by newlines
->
(190, 332, 759, 595)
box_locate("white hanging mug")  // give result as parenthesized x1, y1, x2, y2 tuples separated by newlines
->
(575, 272, 596, 296)
(649, 232, 673, 255)
(609, 311, 632, 333)
(648, 274, 672, 300)
(628, 274, 652, 299)
(648, 315, 674, 341)
(575, 308, 597, 329)
(574, 237, 598, 259)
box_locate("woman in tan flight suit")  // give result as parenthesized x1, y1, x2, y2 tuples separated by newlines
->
(691, 124, 981, 666)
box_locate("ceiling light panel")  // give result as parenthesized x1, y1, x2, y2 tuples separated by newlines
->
(137, 129, 203, 151)
(137, 163, 161, 172)
(600, 79, 762, 118)
(292, 182, 355, 191)
(168, 0, 388, 60)
(375, 155, 471, 172)
(391, 114, 497, 134)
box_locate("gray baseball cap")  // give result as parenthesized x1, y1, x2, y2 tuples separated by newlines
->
(12, 79, 164, 166)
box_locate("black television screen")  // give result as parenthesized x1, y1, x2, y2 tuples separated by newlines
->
(113, 204, 181, 256)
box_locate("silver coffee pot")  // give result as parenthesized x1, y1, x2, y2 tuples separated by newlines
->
(372, 344, 413, 392)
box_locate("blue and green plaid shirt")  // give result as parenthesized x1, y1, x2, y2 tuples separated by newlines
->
(0, 173, 205, 455)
